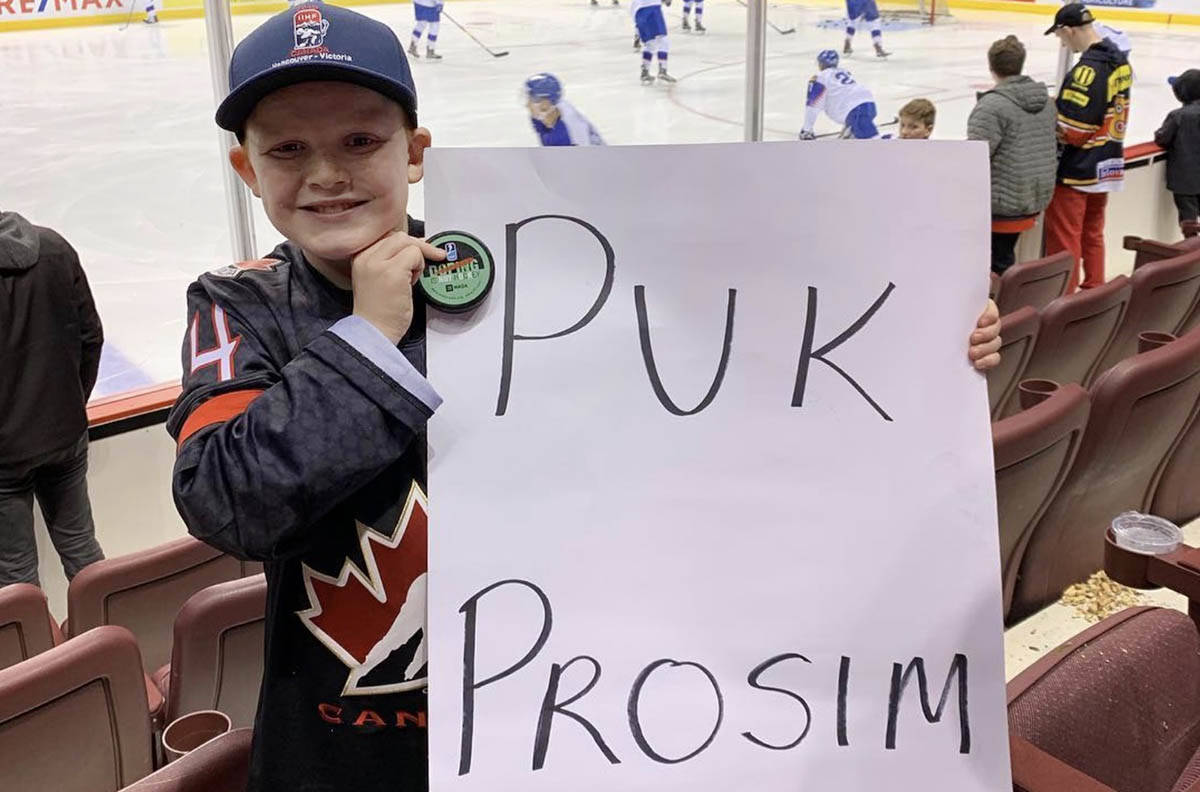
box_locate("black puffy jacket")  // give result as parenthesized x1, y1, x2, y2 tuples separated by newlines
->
(0, 212, 104, 466)
(1155, 69, 1200, 195)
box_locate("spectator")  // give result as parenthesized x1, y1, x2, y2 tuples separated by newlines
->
(898, 98, 935, 139)
(1043, 3, 1132, 291)
(0, 212, 105, 586)
(1155, 70, 1200, 239)
(967, 35, 1057, 274)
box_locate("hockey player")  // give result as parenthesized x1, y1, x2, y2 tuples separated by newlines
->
(632, 0, 675, 85)
(524, 73, 606, 146)
(844, 0, 889, 58)
(682, 0, 705, 33)
(410, 0, 443, 60)
(143, 0, 157, 24)
(799, 50, 880, 140)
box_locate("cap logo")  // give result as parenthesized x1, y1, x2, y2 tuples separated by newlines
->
(292, 7, 330, 56)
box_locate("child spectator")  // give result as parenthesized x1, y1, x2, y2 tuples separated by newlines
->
(1155, 70, 1200, 238)
(898, 98, 935, 139)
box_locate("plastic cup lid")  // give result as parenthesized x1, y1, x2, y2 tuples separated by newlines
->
(1110, 511, 1183, 556)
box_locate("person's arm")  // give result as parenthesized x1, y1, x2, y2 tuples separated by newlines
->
(1155, 111, 1178, 149)
(168, 251, 440, 562)
(67, 241, 104, 400)
(1055, 62, 1107, 147)
(802, 76, 825, 135)
(966, 102, 1003, 157)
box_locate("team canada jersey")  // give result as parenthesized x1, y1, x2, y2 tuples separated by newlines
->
(806, 67, 874, 127)
(166, 220, 439, 792)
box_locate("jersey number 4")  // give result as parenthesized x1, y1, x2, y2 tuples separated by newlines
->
(190, 304, 242, 382)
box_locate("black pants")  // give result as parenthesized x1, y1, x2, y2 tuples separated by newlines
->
(0, 432, 104, 585)
(991, 232, 1020, 275)
(1174, 193, 1200, 223)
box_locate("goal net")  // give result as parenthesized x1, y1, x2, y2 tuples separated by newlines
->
(880, 0, 953, 25)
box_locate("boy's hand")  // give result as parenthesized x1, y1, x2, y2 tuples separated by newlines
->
(969, 299, 1002, 371)
(351, 232, 446, 345)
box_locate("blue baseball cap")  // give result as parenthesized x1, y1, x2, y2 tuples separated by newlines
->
(216, 2, 418, 133)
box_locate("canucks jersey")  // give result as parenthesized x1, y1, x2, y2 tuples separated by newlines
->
(531, 100, 605, 146)
(630, 0, 661, 12)
(803, 67, 875, 132)
(1094, 22, 1131, 57)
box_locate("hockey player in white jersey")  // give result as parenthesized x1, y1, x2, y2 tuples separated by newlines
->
(682, 0, 705, 33)
(410, 0, 444, 60)
(844, 0, 890, 58)
(525, 73, 606, 146)
(632, 0, 675, 85)
(799, 51, 880, 140)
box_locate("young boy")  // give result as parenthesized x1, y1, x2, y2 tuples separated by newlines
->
(169, 5, 1002, 790)
(410, 0, 444, 60)
(167, 4, 444, 790)
(799, 50, 879, 140)
(525, 73, 606, 146)
(632, 0, 675, 84)
(1155, 70, 1200, 238)
(898, 98, 935, 139)
(844, 0, 889, 58)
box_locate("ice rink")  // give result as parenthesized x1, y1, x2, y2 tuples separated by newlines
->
(3, 0, 1196, 396)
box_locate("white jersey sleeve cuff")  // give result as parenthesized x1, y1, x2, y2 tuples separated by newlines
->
(329, 315, 443, 412)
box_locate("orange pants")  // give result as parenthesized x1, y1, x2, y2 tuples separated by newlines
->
(1044, 184, 1108, 291)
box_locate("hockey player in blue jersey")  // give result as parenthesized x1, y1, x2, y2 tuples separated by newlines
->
(632, 0, 675, 85)
(409, 0, 444, 60)
(799, 50, 880, 140)
(525, 73, 606, 146)
(682, 0, 705, 33)
(844, 0, 890, 58)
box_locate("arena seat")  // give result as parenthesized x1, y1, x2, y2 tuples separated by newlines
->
(1021, 276, 1132, 391)
(119, 728, 252, 792)
(1151, 386, 1200, 526)
(157, 574, 266, 729)
(1009, 607, 1200, 792)
(1094, 249, 1200, 377)
(66, 536, 259, 674)
(0, 625, 155, 791)
(996, 252, 1073, 316)
(1009, 327, 1200, 621)
(987, 306, 1039, 419)
(0, 583, 64, 671)
(1124, 232, 1200, 269)
(993, 384, 1090, 623)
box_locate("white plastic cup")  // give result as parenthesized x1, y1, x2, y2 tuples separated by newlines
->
(1110, 511, 1183, 556)
(162, 710, 231, 763)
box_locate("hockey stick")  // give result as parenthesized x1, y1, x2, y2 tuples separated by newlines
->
(442, 10, 509, 57)
(813, 116, 899, 139)
(117, 0, 138, 31)
(735, 0, 796, 35)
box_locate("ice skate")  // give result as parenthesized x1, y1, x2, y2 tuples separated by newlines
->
(694, 19, 706, 33)
(408, 41, 420, 58)
(657, 64, 676, 83)
(874, 42, 891, 58)
(641, 65, 655, 85)
(682, 15, 691, 31)
(426, 47, 442, 60)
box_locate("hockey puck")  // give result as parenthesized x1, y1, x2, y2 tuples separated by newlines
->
(418, 231, 495, 313)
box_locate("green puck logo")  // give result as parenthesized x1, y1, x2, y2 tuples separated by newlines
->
(418, 231, 495, 313)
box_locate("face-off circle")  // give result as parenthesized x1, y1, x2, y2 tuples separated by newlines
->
(418, 231, 495, 313)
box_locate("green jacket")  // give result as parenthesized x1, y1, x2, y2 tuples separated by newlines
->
(967, 75, 1058, 218)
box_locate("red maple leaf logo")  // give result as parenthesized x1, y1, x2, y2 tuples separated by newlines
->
(298, 483, 429, 695)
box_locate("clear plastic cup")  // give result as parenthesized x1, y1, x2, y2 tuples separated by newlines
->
(1110, 511, 1183, 556)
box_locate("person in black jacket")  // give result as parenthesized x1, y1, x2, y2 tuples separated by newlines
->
(1156, 70, 1200, 238)
(0, 211, 105, 586)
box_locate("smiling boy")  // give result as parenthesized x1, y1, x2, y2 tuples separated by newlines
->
(167, 5, 443, 791)
(167, 4, 1002, 790)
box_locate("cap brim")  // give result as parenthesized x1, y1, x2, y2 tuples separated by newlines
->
(215, 62, 418, 132)
(1044, 23, 1061, 35)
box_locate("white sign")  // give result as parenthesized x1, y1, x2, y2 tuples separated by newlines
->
(425, 142, 1011, 792)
